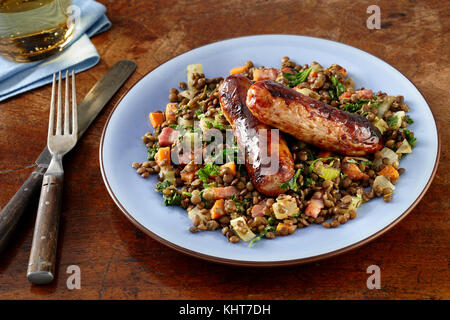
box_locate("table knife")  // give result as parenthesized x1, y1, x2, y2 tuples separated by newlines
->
(0, 60, 137, 253)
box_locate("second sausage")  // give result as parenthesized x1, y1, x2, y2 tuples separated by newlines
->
(219, 75, 295, 196)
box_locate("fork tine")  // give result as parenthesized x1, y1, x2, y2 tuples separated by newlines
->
(56, 71, 62, 135)
(48, 73, 56, 138)
(64, 70, 70, 135)
(71, 70, 77, 136)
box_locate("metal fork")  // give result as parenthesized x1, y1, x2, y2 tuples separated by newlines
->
(27, 71, 77, 285)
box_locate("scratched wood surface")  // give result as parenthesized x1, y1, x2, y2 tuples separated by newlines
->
(0, 0, 448, 300)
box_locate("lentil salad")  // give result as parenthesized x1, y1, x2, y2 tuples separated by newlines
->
(132, 57, 416, 247)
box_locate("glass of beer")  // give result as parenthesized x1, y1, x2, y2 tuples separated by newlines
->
(0, 0, 74, 62)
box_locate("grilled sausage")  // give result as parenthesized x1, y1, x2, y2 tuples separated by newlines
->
(219, 75, 295, 196)
(246, 80, 384, 156)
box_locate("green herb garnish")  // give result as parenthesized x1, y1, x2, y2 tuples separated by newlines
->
(205, 120, 226, 131)
(164, 191, 181, 206)
(345, 158, 358, 164)
(283, 68, 312, 87)
(197, 163, 220, 185)
(341, 98, 377, 114)
(156, 180, 181, 206)
(303, 177, 315, 187)
(196, 109, 206, 119)
(280, 169, 302, 192)
(386, 115, 399, 127)
(147, 145, 158, 161)
(361, 160, 374, 167)
(403, 129, 417, 148)
(404, 115, 414, 124)
(155, 180, 172, 193)
(328, 76, 346, 101)
(248, 225, 276, 248)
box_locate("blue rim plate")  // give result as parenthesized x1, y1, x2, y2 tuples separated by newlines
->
(100, 35, 440, 266)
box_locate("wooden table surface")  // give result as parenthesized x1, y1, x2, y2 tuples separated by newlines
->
(0, 0, 448, 300)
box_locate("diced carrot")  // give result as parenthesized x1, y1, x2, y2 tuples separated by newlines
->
(155, 147, 171, 167)
(180, 163, 197, 183)
(180, 171, 194, 183)
(149, 112, 164, 128)
(229, 65, 248, 75)
(165, 103, 178, 122)
(310, 71, 318, 78)
(276, 223, 290, 235)
(211, 199, 225, 219)
(377, 165, 399, 184)
(342, 162, 369, 180)
(220, 162, 237, 176)
(212, 186, 238, 200)
(317, 151, 333, 159)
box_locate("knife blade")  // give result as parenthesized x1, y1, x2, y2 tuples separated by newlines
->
(0, 60, 136, 253)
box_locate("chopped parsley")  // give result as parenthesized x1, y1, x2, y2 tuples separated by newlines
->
(328, 76, 346, 101)
(235, 199, 250, 213)
(345, 158, 358, 164)
(404, 115, 414, 124)
(341, 98, 378, 114)
(248, 225, 276, 248)
(163, 191, 181, 206)
(280, 169, 302, 192)
(283, 67, 312, 87)
(147, 145, 158, 161)
(303, 177, 315, 187)
(155, 180, 172, 193)
(195, 109, 206, 119)
(345, 158, 373, 167)
(205, 120, 226, 131)
(168, 124, 185, 130)
(216, 143, 240, 163)
(155, 180, 181, 206)
(386, 115, 399, 127)
(197, 163, 220, 185)
(403, 129, 417, 148)
(361, 160, 374, 167)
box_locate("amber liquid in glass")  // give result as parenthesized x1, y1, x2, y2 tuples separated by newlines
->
(0, 0, 73, 62)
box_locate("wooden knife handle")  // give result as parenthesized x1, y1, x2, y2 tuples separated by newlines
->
(0, 166, 46, 253)
(27, 174, 63, 285)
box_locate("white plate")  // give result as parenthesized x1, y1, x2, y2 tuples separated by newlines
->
(100, 35, 440, 266)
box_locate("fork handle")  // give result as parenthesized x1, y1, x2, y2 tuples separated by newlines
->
(27, 174, 63, 285)
(0, 165, 46, 253)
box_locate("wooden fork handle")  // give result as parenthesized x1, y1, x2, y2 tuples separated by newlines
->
(0, 165, 46, 253)
(27, 174, 63, 285)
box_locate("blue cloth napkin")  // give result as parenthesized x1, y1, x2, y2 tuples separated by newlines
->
(0, 0, 111, 102)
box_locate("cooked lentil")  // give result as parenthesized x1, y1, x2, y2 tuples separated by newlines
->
(132, 57, 416, 246)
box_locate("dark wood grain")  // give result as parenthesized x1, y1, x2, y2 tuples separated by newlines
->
(0, 165, 45, 253)
(0, 0, 448, 299)
(27, 174, 63, 285)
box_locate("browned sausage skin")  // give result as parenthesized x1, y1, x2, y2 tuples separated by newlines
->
(246, 80, 384, 156)
(219, 75, 295, 197)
